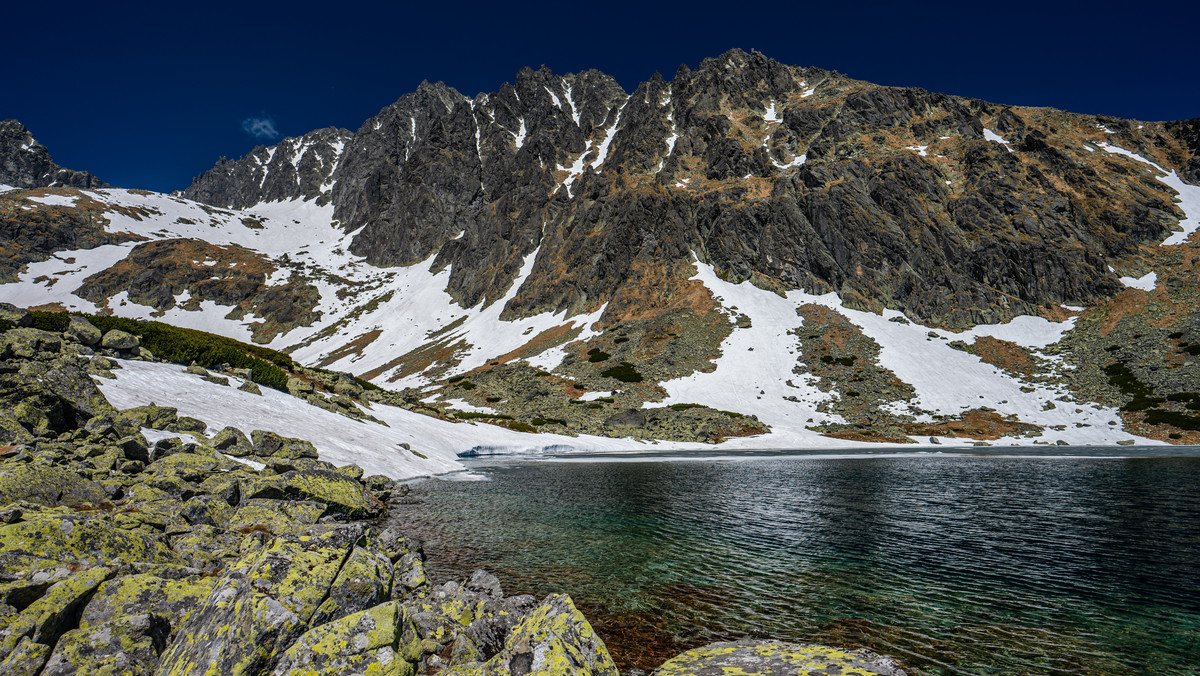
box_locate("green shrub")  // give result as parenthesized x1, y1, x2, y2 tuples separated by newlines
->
(669, 403, 704, 411)
(447, 375, 465, 383)
(531, 417, 566, 426)
(587, 348, 611, 363)
(601, 361, 643, 383)
(1144, 410, 1200, 431)
(28, 311, 69, 332)
(455, 411, 513, 420)
(508, 421, 537, 433)
(72, 313, 294, 391)
(0, 318, 13, 332)
(613, 337, 629, 344)
(457, 381, 476, 390)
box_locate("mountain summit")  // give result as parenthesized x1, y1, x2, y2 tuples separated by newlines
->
(0, 119, 107, 190)
(3, 49, 1199, 448)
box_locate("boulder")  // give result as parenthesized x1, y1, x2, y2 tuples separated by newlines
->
(286, 377, 314, 396)
(155, 525, 367, 675)
(99, 330, 139, 350)
(251, 430, 319, 459)
(117, 404, 178, 431)
(310, 545, 393, 626)
(443, 594, 618, 676)
(78, 573, 216, 631)
(0, 465, 105, 507)
(0, 303, 30, 328)
(651, 640, 907, 676)
(0, 512, 181, 574)
(0, 328, 60, 359)
(0, 566, 113, 661)
(245, 470, 384, 519)
(270, 601, 421, 676)
(210, 427, 253, 457)
(41, 613, 169, 676)
(64, 316, 101, 346)
(0, 636, 50, 675)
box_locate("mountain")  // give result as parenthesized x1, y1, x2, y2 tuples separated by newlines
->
(2, 48, 1199, 450)
(0, 119, 107, 190)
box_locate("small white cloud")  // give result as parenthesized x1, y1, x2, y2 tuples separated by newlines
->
(241, 116, 280, 140)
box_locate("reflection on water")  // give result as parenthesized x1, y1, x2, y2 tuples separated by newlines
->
(386, 453, 1200, 675)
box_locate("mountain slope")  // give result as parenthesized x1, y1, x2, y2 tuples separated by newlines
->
(2, 49, 1199, 450)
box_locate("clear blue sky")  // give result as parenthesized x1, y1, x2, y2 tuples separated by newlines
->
(3, 0, 1196, 192)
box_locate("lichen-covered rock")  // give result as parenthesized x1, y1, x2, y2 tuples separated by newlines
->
(143, 451, 235, 484)
(0, 328, 61, 359)
(651, 640, 907, 676)
(310, 544, 393, 626)
(99, 329, 139, 350)
(41, 612, 169, 676)
(64, 316, 102, 346)
(443, 594, 618, 676)
(0, 303, 30, 328)
(0, 566, 113, 661)
(180, 494, 234, 528)
(270, 601, 422, 676)
(116, 404, 178, 431)
(250, 430, 319, 460)
(0, 512, 180, 574)
(0, 464, 105, 507)
(210, 426, 253, 457)
(78, 573, 216, 631)
(238, 380, 262, 395)
(245, 470, 384, 519)
(0, 636, 50, 675)
(156, 526, 367, 675)
(286, 377, 315, 396)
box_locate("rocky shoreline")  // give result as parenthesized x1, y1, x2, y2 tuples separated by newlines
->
(0, 307, 905, 675)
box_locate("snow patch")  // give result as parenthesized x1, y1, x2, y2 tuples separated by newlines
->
(983, 129, 1013, 151)
(1120, 271, 1157, 291)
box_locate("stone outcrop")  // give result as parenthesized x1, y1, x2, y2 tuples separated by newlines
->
(181, 127, 353, 208)
(652, 640, 907, 676)
(0, 120, 106, 190)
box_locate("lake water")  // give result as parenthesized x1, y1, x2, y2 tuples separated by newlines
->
(386, 449, 1200, 674)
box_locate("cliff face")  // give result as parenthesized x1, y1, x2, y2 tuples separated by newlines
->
(0, 120, 106, 190)
(181, 126, 353, 208)
(186, 49, 1198, 329)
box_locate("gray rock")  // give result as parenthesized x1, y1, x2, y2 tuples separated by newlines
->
(99, 330, 139, 350)
(63, 316, 102, 346)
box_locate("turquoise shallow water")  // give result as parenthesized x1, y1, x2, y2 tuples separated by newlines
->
(388, 449, 1200, 674)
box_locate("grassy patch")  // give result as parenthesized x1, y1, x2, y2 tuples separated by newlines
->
(668, 403, 704, 411)
(531, 417, 567, 426)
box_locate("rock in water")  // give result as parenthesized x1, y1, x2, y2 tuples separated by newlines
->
(652, 640, 907, 676)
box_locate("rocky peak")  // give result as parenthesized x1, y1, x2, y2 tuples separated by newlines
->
(181, 53, 1200, 329)
(181, 126, 353, 208)
(0, 119, 107, 189)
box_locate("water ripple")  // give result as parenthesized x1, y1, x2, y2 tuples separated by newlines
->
(385, 455, 1200, 675)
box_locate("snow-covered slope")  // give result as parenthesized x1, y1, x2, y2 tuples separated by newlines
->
(2, 134, 1197, 455)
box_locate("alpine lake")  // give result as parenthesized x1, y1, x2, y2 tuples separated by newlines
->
(383, 447, 1200, 675)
